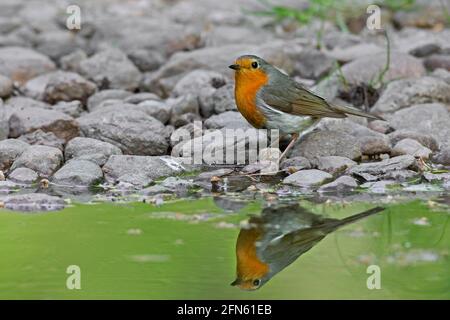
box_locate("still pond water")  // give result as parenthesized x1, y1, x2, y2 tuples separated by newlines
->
(0, 194, 449, 299)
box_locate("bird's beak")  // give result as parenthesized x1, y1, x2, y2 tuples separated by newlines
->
(228, 64, 240, 70)
(230, 278, 241, 286)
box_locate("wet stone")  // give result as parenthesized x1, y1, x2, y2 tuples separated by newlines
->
(391, 139, 432, 159)
(348, 155, 416, 178)
(1, 193, 64, 212)
(316, 156, 357, 174)
(7, 167, 38, 184)
(318, 175, 358, 192)
(0, 139, 30, 171)
(280, 157, 312, 172)
(283, 169, 333, 188)
(52, 160, 103, 187)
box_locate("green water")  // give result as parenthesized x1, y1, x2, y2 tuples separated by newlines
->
(0, 196, 449, 299)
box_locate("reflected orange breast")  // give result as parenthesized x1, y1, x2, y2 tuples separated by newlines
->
(234, 70, 268, 129)
(236, 225, 269, 280)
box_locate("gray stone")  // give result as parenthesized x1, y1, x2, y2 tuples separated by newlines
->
(0, 74, 13, 98)
(381, 170, 418, 182)
(203, 25, 272, 47)
(8, 106, 79, 142)
(103, 155, 194, 187)
(54, 101, 84, 118)
(0, 139, 29, 171)
(316, 156, 356, 174)
(431, 68, 450, 84)
(141, 184, 171, 196)
(388, 130, 439, 151)
(60, 49, 87, 72)
(431, 147, 450, 165)
(0, 46, 56, 84)
(18, 129, 65, 151)
(5, 96, 51, 109)
(2, 193, 64, 212)
(392, 28, 449, 54)
(280, 156, 311, 172)
(78, 106, 169, 156)
(65, 137, 122, 166)
(127, 49, 165, 72)
(359, 134, 392, 156)
(315, 118, 391, 156)
(424, 54, 450, 71)
(0, 180, 20, 193)
(0, 100, 8, 140)
(168, 94, 200, 127)
(391, 139, 432, 159)
(212, 83, 237, 114)
(372, 77, 450, 113)
(290, 130, 362, 161)
(388, 103, 450, 148)
(170, 112, 202, 128)
(168, 94, 200, 116)
(87, 89, 132, 112)
(294, 49, 334, 79)
(78, 49, 141, 91)
(170, 122, 202, 147)
(145, 42, 295, 96)
(7, 167, 38, 184)
(348, 155, 416, 178)
(23, 71, 97, 104)
(35, 30, 87, 61)
(368, 120, 392, 134)
(137, 100, 171, 124)
(158, 176, 196, 194)
(318, 175, 358, 192)
(444, 180, 450, 190)
(327, 43, 384, 62)
(283, 169, 333, 187)
(360, 180, 397, 194)
(340, 52, 425, 88)
(10, 145, 63, 177)
(123, 93, 161, 104)
(423, 172, 450, 183)
(204, 111, 251, 130)
(195, 168, 234, 181)
(172, 70, 227, 118)
(171, 128, 267, 165)
(52, 160, 103, 187)
(409, 43, 441, 57)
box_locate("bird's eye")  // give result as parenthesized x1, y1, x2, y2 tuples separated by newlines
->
(251, 61, 258, 69)
(253, 279, 261, 287)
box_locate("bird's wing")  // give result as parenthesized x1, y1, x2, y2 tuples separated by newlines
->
(260, 80, 347, 118)
(261, 80, 384, 120)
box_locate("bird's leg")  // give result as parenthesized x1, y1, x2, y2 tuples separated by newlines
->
(269, 134, 284, 148)
(279, 133, 299, 162)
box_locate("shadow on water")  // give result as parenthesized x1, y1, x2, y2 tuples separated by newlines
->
(230, 202, 384, 290)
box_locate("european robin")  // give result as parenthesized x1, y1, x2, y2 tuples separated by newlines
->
(231, 203, 383, 290)
(229, 55, 383, 160)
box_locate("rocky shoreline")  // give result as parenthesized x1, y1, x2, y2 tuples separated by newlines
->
(0, 0, 449, 211)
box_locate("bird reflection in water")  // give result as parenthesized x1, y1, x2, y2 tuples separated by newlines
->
(231, 203, 384, 290)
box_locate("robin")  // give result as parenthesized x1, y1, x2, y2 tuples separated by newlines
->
(229, 55, 383, 160)
(231, 203, 383, 290)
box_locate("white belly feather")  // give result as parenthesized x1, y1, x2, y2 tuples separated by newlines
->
(257, 100, 317, 134)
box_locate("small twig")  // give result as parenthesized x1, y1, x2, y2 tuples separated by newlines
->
(374, 30, 391, 88)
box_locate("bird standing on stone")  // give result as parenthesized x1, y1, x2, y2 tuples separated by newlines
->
(229, 55, 382, 161)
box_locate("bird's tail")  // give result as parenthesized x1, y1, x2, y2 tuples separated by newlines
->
(330, 207, 384, 231)
(331, 104, 384, 120)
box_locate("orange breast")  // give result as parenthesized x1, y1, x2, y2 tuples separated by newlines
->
(234, 70, 268, 129)
(236, 224, 269, 280)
